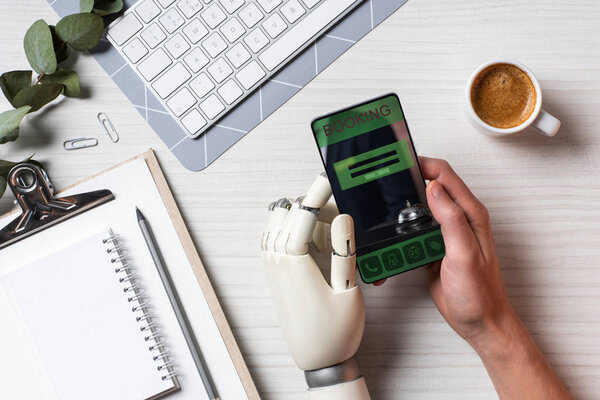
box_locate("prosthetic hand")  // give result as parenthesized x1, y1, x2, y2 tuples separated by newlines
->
(261, 174, 370, 400)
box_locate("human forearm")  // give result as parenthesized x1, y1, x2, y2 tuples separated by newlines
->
(470, 308, 573, 400)
(421, 157, 574, 400)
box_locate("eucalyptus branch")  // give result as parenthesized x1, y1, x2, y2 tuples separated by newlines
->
(0, 0, 125, 198)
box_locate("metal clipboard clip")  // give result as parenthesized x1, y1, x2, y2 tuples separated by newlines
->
(0, 163, 115, 249)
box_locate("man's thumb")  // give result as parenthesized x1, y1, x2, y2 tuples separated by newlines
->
(426, 180, 475, 253)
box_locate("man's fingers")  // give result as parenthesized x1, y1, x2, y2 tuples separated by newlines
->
(420, 157, 494, 255)
(419, 157, 488, 226)
(426, 180, 480, 258)
(427, 260, 447, 315)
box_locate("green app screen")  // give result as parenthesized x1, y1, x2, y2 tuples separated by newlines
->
(312, 94, 443, 282)
(312, 94, 427, 242)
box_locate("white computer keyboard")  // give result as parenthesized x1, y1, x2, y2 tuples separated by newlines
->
(107, 0, 362, 138)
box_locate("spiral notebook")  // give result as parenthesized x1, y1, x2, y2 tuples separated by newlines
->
(0, 150, 258, 400)
(5, 230, 178, 400)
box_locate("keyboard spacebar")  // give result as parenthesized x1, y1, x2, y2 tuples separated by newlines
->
(259, 0, 358, 71)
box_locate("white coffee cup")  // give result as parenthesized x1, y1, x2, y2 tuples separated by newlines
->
(465, 60, 560, 137)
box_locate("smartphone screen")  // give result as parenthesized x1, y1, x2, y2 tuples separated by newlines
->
(311, 94, 444, 282)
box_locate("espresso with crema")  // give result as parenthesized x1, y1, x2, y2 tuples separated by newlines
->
(471, 63, 536, 129)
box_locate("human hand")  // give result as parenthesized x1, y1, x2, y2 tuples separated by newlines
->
(421, 157, 574, 400)
(420, 156, 516, 346)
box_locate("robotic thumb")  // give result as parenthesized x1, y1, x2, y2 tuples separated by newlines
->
(330, 215, 357, 292)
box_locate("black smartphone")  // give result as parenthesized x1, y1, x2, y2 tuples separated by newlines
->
(310, 93, 445, 283)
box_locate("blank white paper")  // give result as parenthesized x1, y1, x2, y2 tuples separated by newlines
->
(6, 231, 175, 400)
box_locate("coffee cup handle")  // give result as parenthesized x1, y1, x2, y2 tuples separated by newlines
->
(532, 110, 561, 137)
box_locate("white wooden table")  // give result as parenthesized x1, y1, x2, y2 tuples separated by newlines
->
(1, 1, 599, 398)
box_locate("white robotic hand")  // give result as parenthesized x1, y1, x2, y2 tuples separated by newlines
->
(261, 173, 370, 400)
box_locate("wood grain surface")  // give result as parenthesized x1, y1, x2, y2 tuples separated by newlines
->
(1, 0, 599, 399)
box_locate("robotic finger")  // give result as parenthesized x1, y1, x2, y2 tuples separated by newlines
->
(263, 198, 291, 252)
(276, 196, 317, 255)
(330, 214, 357, 292)
(284, 173, 333, 255)
(317, 202, 339, 224)
(303, 172, 333, 209)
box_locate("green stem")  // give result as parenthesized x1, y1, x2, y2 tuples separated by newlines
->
(34, 73, 45, 85)
(34, 41, 66, 85)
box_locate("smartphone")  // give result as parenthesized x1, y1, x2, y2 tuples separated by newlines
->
(311, 93, 445, 283)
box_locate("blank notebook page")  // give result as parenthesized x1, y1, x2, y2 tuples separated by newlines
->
(6, 231, 176, 400)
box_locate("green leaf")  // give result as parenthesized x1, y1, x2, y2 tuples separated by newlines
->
(0, 155, 34, 200)
(12, 84, 64, 113)
(40, 69, 80, 97)
(55, 13, 104, 51)
(80, 0, 94, 12)
(0, 106, 31, 144)
(24, 19, 57, 75)
(0, 71, 32, 106)
(0, 175, 6, 198)
(49, 25, 71, 64)
(93, 0, 124, 16)
(0, 156, 32, 175)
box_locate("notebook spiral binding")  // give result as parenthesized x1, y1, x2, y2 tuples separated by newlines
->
(103, 231, 177, 382)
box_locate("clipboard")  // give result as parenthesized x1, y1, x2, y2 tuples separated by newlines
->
(0, 149, 260, 400)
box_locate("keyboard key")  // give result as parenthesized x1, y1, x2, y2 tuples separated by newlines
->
(201, 4, 227, 29)
(141, 23, 167, 48)
(238, 3, 264, 28)
(156, 0, 176, 7)
(244, 28, 269, 53)
(236, 60, 265, 89)
(109, 0, 362, 141)
(260, 0, 356, 71)
(202, 32, 228, 57)
(137, 48, 172, 80)
(165, 33, 190, 58)
(166, 87, 196, 116)
(220, 17, 245, 43)
(177, 0, 203, 18)
(257, 0, 282, 13)
(189, 73, 215, 98)
(122, 38, 148, 63)
(218, 79, 243, 104)
(207, 58, 233, 83)
(301, 0, 319, 7)
(108, 13, 143, 46)
(184, 48, 210, 72)
(159, 8, 185, 33)
(200, 94, 225, 119)
(181, 109, 207, 136)
(281, 0, 305, 23)
(219, 0, 245, 13)
(152, 63, 191, 98)
(225, 43, 251, 68)
(262, 13, 287, 38)
(136, 0, 161, 23)
(182, 18, 209, 43)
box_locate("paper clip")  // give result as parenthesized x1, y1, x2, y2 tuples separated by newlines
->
(63, 137, 98, 150)
(98, 112, 119, 142)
